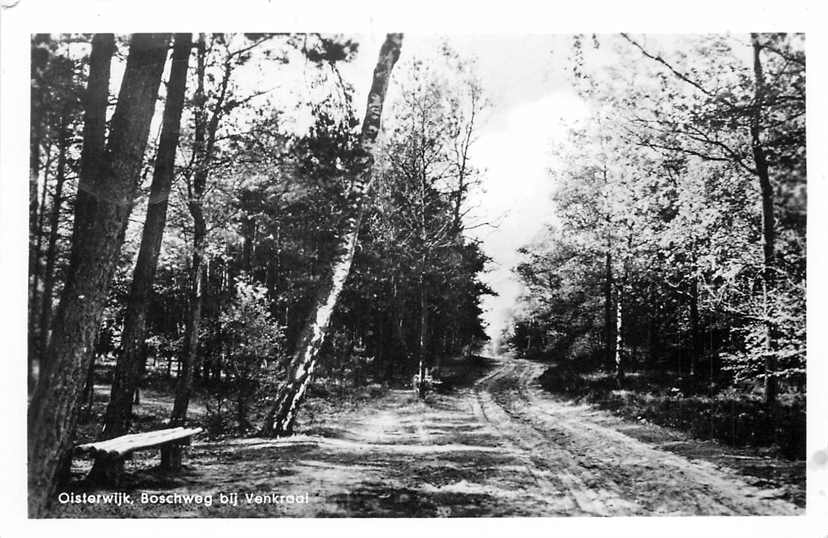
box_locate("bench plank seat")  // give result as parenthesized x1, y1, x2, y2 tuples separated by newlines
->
(75, 427, 203, 458)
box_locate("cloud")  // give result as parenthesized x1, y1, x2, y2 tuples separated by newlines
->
(469, 89, 588, 340)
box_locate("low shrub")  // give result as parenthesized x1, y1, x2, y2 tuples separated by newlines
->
(539, 364, 805, 459)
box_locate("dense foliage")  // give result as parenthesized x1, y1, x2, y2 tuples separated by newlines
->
(507, 34, 805, 407)
(27, 34, 491, 422)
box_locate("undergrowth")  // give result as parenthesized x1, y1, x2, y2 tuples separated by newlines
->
(538, 363, 805, 459)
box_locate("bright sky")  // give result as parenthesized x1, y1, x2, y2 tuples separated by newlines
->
(340, 34, 590, 342)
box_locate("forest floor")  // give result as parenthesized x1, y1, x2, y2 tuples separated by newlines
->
(53, 356, 802, 517)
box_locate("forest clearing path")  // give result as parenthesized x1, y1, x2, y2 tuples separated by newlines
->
(57, 356, 800, 517)
(466, 357, 799, 516)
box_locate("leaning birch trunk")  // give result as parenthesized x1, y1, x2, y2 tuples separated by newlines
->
(260, 33, 403, 437)
(27, 33, 169, 517)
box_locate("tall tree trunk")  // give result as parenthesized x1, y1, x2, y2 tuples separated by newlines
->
(79, 351, 97, 423)
(29, 34, 51, 391)
(162, 34, 231, 467)
(27, 33, 169, 517)
(390, 277, 409, 381)
(173, 218, 206, 425)
(451, 84, 480, 234)
(604, 250, 614, 371)
(614, 288, 624, 385)
(750, 33, 777, 407)
(261, 33, 403, 437)
(646, 284, 658, 368)
(375, 314, 387, 380)
(690, 275, 699, 377)
(417, 271, 428, 397)
(32, 150, 52, 328)
(601, 164, 614, 373)
(161, 232, 205, 473)
(91, 35, 192, 480)
(242, 215, 255, 273)
(37, 119, 68, 373)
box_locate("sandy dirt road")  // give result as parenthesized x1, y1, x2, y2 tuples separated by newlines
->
(58, 356, 801, 517)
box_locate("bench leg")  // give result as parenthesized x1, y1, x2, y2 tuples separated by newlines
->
(160, 445, 182, 471)
(87, 455, 124, 486)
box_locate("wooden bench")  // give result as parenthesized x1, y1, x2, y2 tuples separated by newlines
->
(75, 426, 202, 483)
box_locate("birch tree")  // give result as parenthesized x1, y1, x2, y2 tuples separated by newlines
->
(261, 33, 403, 436)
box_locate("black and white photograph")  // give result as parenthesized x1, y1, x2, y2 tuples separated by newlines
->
(0, 1, 825, 535)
